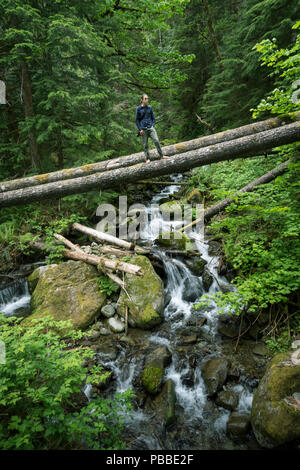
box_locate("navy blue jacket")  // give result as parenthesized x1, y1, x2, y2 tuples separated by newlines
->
(135, 104, 156, 135)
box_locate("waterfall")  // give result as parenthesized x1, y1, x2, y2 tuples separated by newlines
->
(0, 279, 31, 317)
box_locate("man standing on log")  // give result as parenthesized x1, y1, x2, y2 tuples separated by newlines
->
(135, 93, 168, 163)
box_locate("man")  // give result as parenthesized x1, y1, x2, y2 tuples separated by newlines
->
(135, 93, 168, 163)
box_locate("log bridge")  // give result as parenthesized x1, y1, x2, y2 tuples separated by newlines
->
(0, 112, 299, 208)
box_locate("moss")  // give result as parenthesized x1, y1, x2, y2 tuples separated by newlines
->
(174, 143, 186, 151)
(251, 349, 300, 448)
(117, 255, 164, 329)
(142, 364, 164, 394)
(156, 230, 192, 251)
(23, 261, 106, 330)
(34, 173, 50, 184)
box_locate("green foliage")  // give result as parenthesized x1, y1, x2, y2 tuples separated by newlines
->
(266, 314, 300, 353)
(97, 275, 120, 297)
(0, 315, 133, 450)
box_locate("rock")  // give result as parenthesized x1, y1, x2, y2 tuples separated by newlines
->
(153, 379, 176, 427)
(227, 364, 241, 381)
(185, 256, 207, 276)
(159, 201, 182, 215)
(101, 304, 115, 318)
(99, 327, 110, 336)
(117, 255, 164, 330)
(248, 324, 262, 341)
(179, 334, 198, 345)
(292, 340, 300, 350)
(186, 188, 202, 204)
(24, 261, 106, 330)
(251, 349, 300, 448)
(141, 346, 172, 395)
(27, 264, 57, 293)
(201, 357, 230, 397)
(218, 314, 248, 339)
(252, 342, 268, 357)
(182, 276, 203, 302)
(227, 412, 251, 437)
(181, 370, 194, 387)
(107, 316, 125, 333)
(207, 240, 221, 256)
(155, 230, 194, 251)
(87, 330, 101, 341)
(216, 390, 239, 411)
(202, 266, 213, 291)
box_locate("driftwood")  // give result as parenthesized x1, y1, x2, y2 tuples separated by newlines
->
(179, 157, 296, 232)
(0, 122, 299, 208)
(72, 222, 148, 254)
(0, 112, 299, 194)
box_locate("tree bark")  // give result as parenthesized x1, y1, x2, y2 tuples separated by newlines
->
(20, 61, 41, 170)
(0, 122, 299, 208)
(1, 112, 299, 193)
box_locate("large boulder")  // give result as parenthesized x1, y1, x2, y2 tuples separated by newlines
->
(24, 261, 106, 330)
(155, 230, 194, 251)
(201, 357, 230, 397)
(251, 348, 300, 448)
(117, 255, 164, 329)
(27, 264, 57, 293)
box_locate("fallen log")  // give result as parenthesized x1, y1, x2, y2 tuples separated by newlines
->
(1, 122, 299, 208)
(1, 112, 299, 193)
(72, 222, 148, 254)
(179, 157, 296, 233)
(30, 236, 143, 276)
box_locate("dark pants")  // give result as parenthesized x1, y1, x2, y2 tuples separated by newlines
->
(140, 126, 163, 161)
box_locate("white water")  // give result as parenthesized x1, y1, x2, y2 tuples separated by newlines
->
(0, 279, 31, 317)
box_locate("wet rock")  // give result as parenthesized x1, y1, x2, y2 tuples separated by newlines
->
(207, 240, 222, 256)
(218, 314, 248, 339)
(179, 334, 198, 345)
(87, 330, 101, 341)
(117, 255, 164, 329)
(101, 304, 115, 318)
(185, 257, 207, 276)
(202, 267, 213, 291)
(27, 264, 57, 293)
(182, 276, 203, 302)
(202, 357, 230, 397)
(251, 349, 300, 448)
(107, 316, 125, 333)
(248, 325, 262, 341)
(164, 292, 172, 307)
(155, 230, 194, 251)
(99, 327, 110, 336)
(141, 346, 171, 395)
(186, 188, 202, 204)
(227, 412, 251, 437)
(216, 390, 239, 411)
(181, 370, 194, 387)
(153, 379, 176, 427)
(227, 364, 241, 382)
(24, 261, 106, 330)
(252, 342, 268, 357)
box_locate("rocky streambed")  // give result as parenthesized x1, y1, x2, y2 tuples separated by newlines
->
(0, 174, 299, 450)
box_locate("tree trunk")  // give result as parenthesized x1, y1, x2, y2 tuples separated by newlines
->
(1, 112, 299, 193)
(20, 61, 41, 170)
(180, 158, 296, 233)
(0, 122, 299, 208)
(202, 0, 223, 68)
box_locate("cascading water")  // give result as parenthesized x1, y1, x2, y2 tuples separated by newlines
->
(0, 279, 31, 317)
(96, 174, 255, 450)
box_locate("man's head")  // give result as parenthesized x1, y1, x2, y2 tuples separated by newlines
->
(140, 93, 149, 106)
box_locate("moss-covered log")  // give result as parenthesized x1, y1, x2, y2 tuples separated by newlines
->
(0, 122, 299, 208)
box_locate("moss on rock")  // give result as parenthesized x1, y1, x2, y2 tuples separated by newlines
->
(23, 261, 106, 330)
(155, 230, 193, 251)
(117, 255, 164, 329)
(142, 365, 164, 394)
(251, 349, 300, 448)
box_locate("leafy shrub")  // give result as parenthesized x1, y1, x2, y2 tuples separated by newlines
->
(98, 275, 120, 297)
(0, 315, 133, 450)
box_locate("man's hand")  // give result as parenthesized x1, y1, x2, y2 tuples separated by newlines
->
(140, 129, 144, 136)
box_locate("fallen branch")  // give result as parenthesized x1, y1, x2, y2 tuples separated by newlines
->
(179, 157, 296, 232)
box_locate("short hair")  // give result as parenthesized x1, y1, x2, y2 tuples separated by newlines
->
(140, 93, 148, 103)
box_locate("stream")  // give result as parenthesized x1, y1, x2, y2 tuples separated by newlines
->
(0, 174, 263, 450)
